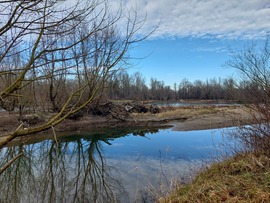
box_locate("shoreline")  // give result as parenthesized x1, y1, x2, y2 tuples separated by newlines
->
(0, 104, 255, 146)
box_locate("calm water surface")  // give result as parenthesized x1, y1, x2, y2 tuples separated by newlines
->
(153, 101, 241, 107)
(0, 127, 233, 203)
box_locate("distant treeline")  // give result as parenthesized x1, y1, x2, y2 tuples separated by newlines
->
(0, 68, 258, 115)
(106, 70, 259, 103)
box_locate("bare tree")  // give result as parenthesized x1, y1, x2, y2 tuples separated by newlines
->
(0, 0, 152, 147)
(227, 38, 270, 156)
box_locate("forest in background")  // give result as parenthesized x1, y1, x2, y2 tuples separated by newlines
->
(106, 70, 256, 102)
(0, 66, 266, 116)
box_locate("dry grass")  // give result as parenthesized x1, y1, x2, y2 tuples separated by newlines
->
(159, 152, 270, 203)
(130, 105, 255, 132)
(159, 106, 219, 118)
(131, 106, 221, 120)
(151, 106, 246, 121)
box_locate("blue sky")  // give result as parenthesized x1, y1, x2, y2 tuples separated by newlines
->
(112, 0, 270, 86)
(130, 37, 247, 86)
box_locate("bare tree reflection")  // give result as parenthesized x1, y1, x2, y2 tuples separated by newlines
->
(0, 134, 127, 202)
(0, 127, 163, 202)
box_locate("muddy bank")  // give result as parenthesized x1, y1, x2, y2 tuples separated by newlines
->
(170, 112, 251, 131)
(0, 102, 255, 140)
(0, 104, 255, 148)
(167, 105, 253, 131)
(50, 104, 255, 132)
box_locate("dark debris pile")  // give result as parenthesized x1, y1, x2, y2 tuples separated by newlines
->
(90, 101, 160, 120)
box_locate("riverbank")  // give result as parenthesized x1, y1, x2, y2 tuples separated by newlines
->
(159, 152, 270, 202)
(169, 105, 253, 131)
(55, 104, 254, 132)
(0, 104, 254, 136)
(0, 103, 256, 146)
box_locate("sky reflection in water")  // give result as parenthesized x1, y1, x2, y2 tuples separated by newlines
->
(102, 128, 229, 202)
(103, 129, 225, 160)
(0, 127, 232, 203)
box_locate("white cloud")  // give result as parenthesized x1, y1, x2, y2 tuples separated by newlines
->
(194, 46, 227, 53)
(113, 0, 270, 39)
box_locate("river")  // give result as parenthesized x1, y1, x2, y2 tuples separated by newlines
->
(0, 127, 236, 203)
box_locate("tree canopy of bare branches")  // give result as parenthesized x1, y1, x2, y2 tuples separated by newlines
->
(0, 0, 150, 147)
(227, 38, 270, 156)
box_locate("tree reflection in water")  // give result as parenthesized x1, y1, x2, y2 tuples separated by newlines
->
(0, 127, 161, 203)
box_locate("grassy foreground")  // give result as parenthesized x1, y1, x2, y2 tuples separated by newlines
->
(159, 153, 270, 203)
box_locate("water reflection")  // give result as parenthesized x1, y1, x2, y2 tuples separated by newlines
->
(0, 128, 163, 203)
(153, 101, 241, 108)
(0, 127, 228, 203)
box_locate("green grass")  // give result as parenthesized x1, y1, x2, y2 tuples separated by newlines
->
(159, 153, 270, 203)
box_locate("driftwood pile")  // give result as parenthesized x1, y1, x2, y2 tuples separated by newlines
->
(123, 101, 160, 114)
(20, 114, 44, 125)
(14, 101, 160, 126)
(91, 102, 129, 120)
(91, 101, 160, 120)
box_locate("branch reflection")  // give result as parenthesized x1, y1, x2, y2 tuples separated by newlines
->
(0, 127, 161, 203)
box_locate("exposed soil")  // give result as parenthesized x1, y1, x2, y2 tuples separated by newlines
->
(59, 104, 256, 133)
(169, 105, 253, 131)
(0, 102, 255, 136)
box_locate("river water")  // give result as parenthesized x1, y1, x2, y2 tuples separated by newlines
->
(0, 127, 235, 203)
(152, 101, 241, 107)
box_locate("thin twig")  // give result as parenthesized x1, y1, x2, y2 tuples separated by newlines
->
(159, 150, 169, 187)
(0, 153, 23, 175)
